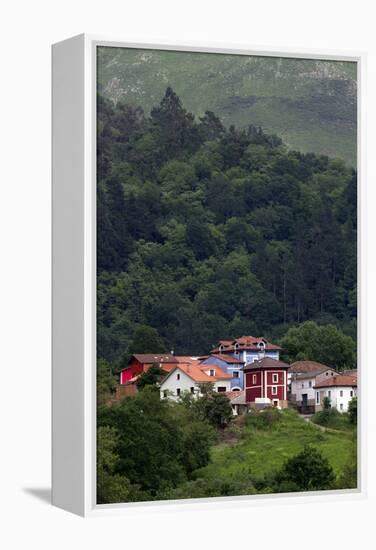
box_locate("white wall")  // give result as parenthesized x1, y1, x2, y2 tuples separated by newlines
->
(291, 370, 335, 403)
(160, 368, 231, 400)
(316, 387, 357, 413)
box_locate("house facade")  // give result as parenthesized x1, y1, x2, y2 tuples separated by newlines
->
(119, 353, 178, 385)
(314, 375, 357, 413)
(199, 354, 244, 390)
(211, 336, 281, 365)
(243, 357, 290, 409)
(160, 363, 231, 401)
(289, 361, 337, 413)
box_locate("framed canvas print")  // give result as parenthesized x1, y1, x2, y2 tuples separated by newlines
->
(52, 35, 365, 516)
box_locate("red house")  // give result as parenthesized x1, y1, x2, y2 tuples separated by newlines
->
(120, 353, 178, 385)
(244, 357, 290, 409)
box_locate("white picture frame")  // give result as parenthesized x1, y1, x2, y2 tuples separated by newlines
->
(52, 33, 366, 517)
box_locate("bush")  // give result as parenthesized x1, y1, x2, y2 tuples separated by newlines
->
(245, 407, 282, 430)
(277, 445, 335, 491)
(348, 397, 357, 425)
(158, 477, 257, 500)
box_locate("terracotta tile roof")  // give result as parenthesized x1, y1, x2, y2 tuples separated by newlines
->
(162, 363, 231, 384)
(289, 360, 333, 374)
(341, 369, 358, 378)
(230, 391, 247, 405)
(209, 354, 244, 364)
(210, 335, 281, 354)
(293, 370, 336, 381)
(314, 375, 357, 389)
(225, 390, 244, 401)
(132, 353, 178, 364)
(199, 364, 232, 379)
(175, 356, 201, 364)
(243, 357, 290, 371)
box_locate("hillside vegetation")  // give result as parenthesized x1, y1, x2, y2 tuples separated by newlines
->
(98, 47, 357, 165)
(97, 88, 357, 368)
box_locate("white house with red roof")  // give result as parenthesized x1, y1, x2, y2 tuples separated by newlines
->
(289, 361, 337, 412)
(160, 363, 231, 401)
(314, 374, 357, 413)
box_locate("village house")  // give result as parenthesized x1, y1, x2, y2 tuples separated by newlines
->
(119, 353, 179, 385)
(211, 335, 281, 365)
(226, 390, 248, 416)
(160, 363, 231, 401)
(289, 361, 337, 413)
(199, 354, 245, 390)
(243, 356, 290, 409)
(314, 374, 357, 413)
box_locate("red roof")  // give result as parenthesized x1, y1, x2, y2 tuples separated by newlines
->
(314, 375, 357, 389)
(199, 364, 232, 379)
(162, 363, 231, 384)
(175, 356, 201, 364)
(211, 335, 281, 354)
(131, 353, 178, 364)
(289, 361, 333, 374)
(208, 354, 243, 364)
(243, 357, 290, 371)
(225, 390, 243, 401)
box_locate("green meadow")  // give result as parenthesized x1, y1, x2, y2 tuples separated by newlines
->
(195, 409, 356, 482)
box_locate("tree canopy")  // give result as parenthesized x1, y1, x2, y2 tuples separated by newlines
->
(97, 86, 357, 367)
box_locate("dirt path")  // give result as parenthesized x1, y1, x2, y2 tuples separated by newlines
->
(299, 415, 344, 434)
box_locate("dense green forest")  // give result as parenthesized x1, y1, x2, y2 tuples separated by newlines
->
(97, 87, 357, 369)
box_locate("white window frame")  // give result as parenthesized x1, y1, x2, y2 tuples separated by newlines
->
(272, 373, 278, 383)
(252, 374, 257, 384)
(272, 386, 277, 395)
(316, 392, 320, 404)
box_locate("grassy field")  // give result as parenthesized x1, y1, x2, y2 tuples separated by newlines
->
(195, 409, 356, 483)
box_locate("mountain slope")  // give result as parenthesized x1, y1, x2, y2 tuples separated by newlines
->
(97, 47, 357, 166)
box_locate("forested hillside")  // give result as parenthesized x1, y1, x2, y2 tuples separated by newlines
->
(98, 48, 357, 166)
(97, 88, 357, 368)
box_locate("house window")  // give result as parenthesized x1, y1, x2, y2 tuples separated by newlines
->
(350, 391, 353, 397)
(272, 386, 277, 395)
(163, 390, 168, 398)
(328, 390, 331, 398)
(217, 386, 227, 392)
(316, 392, 320, 404)
(176, 373, 180, 380)
(190, 387, 195, 394)
(340, 390, 343, 397)
(176, 388, 181, 397)
(309, 381, 312, 388)
(340, 403, 344, 411)
(252, 374, 257, 384)
(209, 369, 215, 377)
(272, 373, 278, 383)
(233, 371, 239, 378)
(301, 383, 304, 389)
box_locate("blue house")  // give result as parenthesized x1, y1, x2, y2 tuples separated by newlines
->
(199, 354, 245, 391)
(208, 336, 282, 390)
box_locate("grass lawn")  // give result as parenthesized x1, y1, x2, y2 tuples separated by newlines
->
(195, 409, 356, 483)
